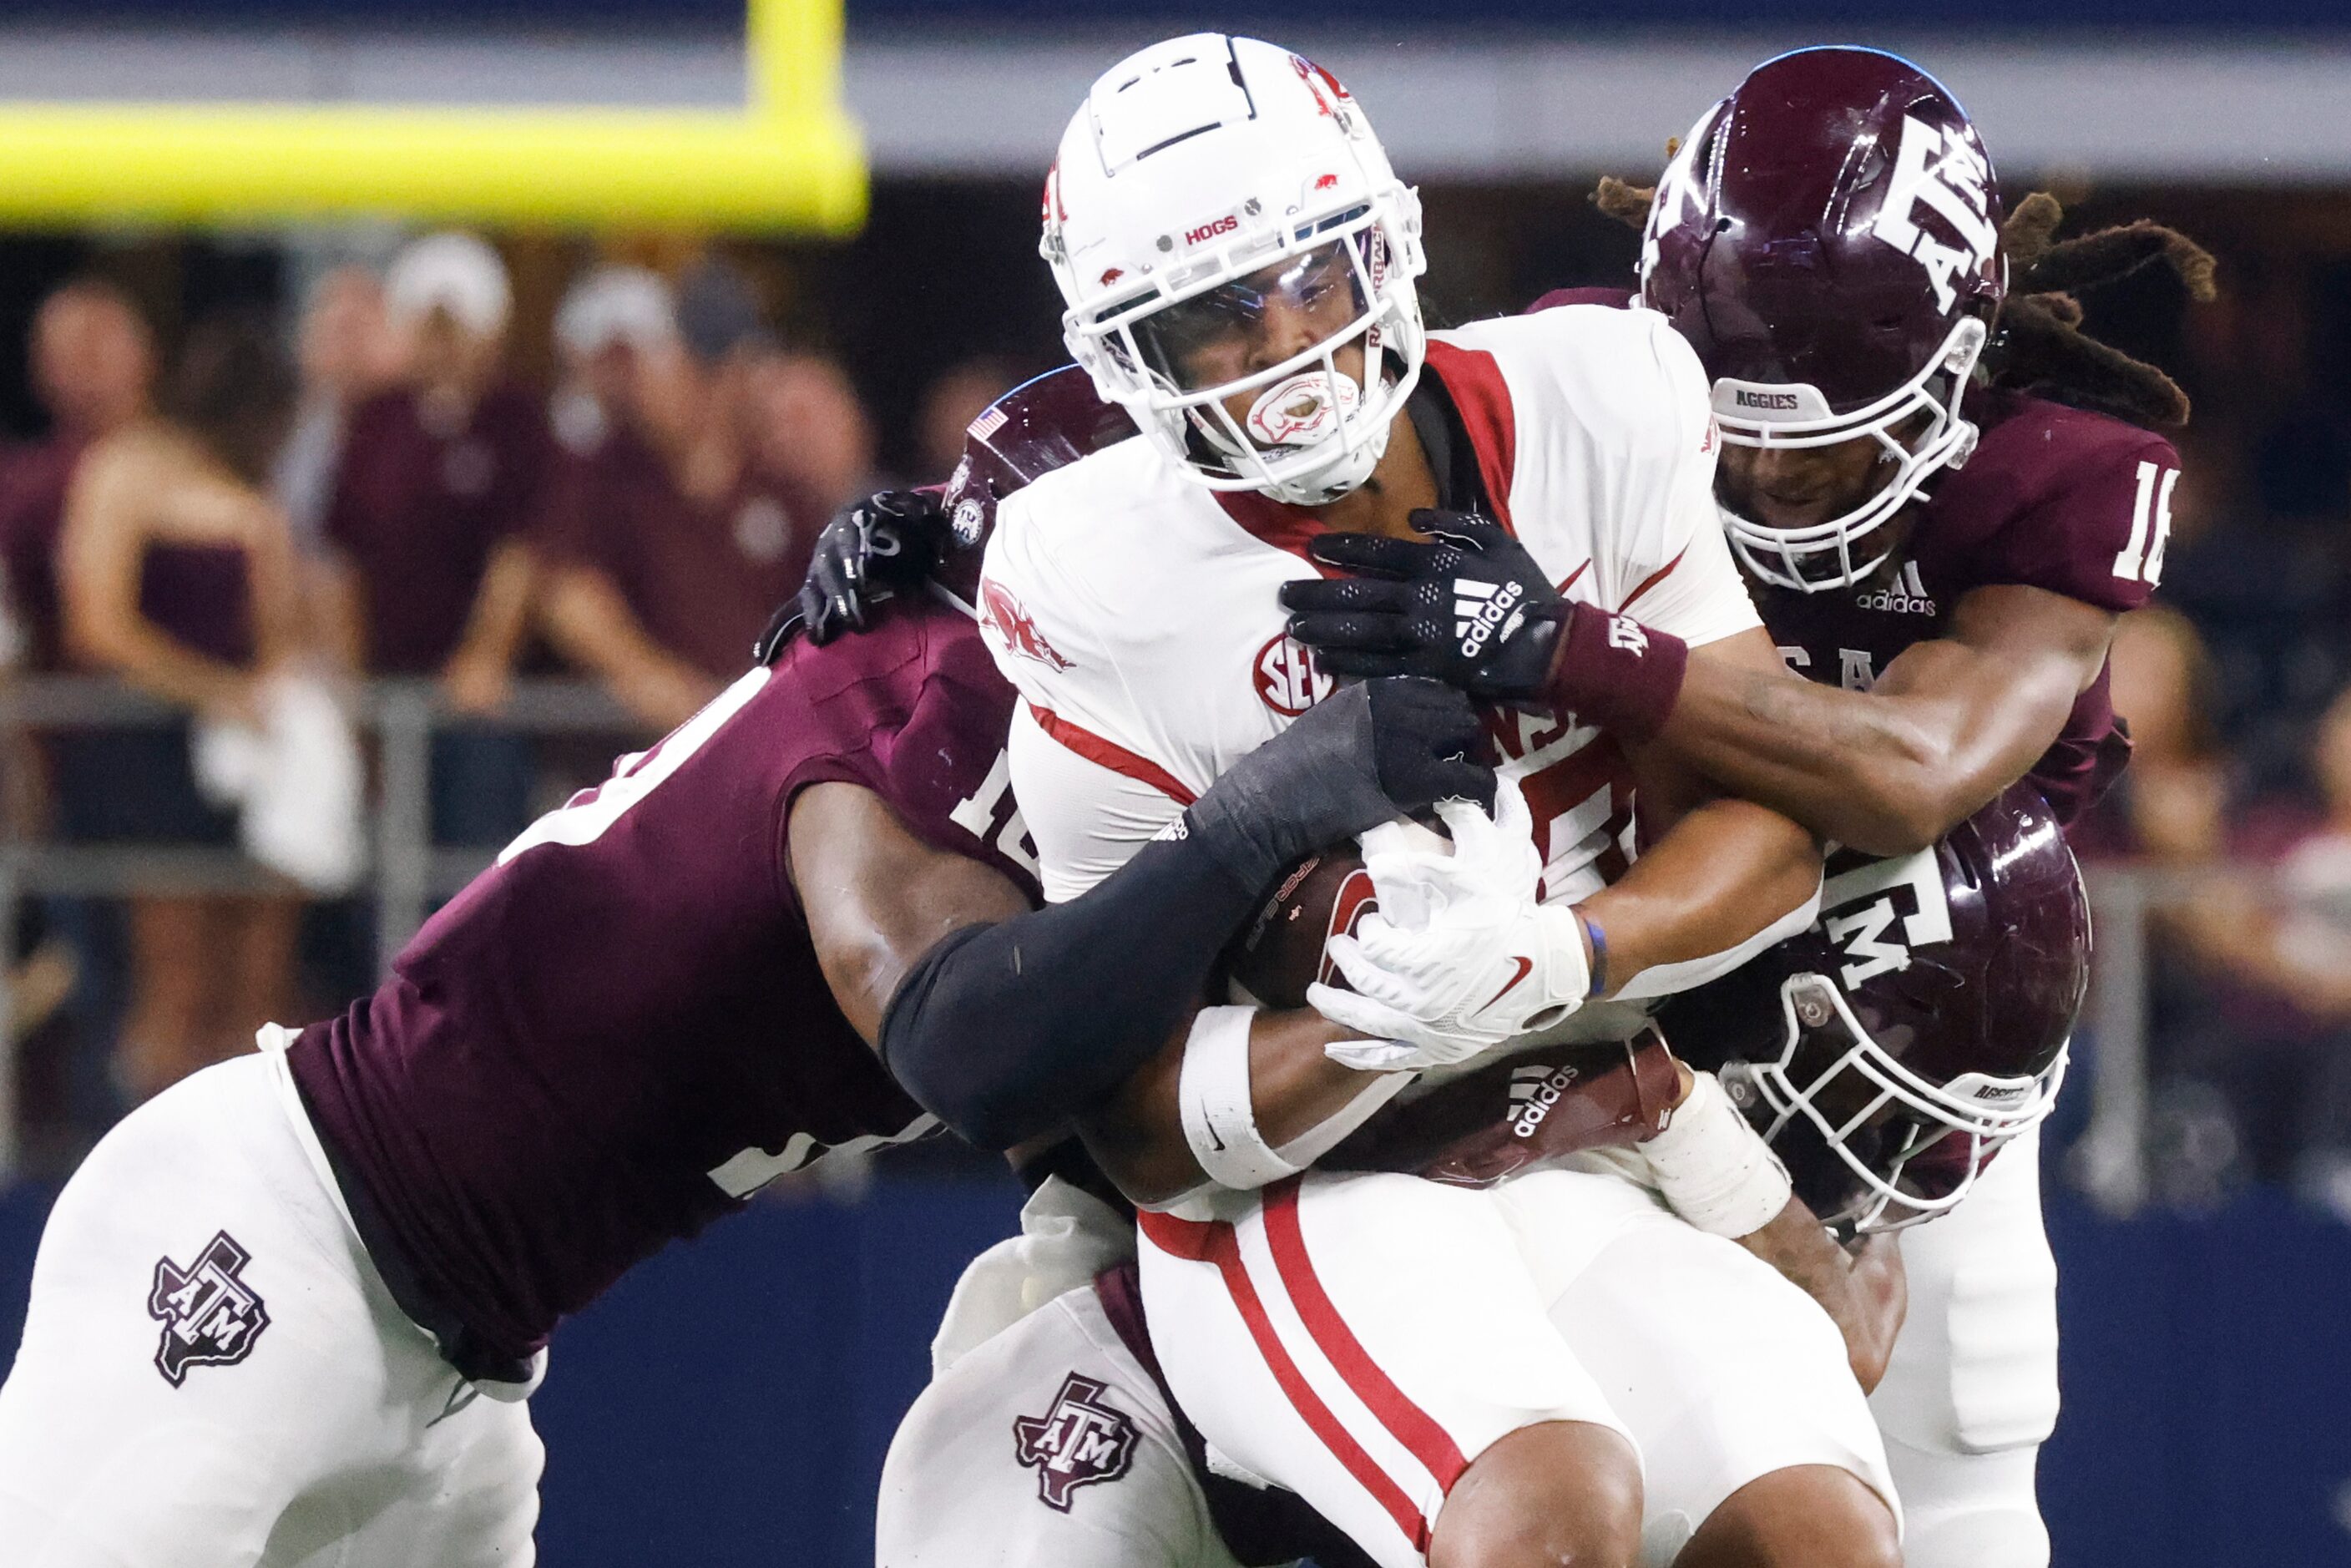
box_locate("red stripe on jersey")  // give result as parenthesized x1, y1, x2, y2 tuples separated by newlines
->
(1214, 488, 1342, 575)
(1136, 1209, 1434, 1552)
(1261, 1177, 1470, 1496)
(1027, 702, 1198, 806)
(1423, 340, 1518, 536)
(1619, 546, 1688, 612)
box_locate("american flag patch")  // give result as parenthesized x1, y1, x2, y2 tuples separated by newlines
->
(968, 407, 1010, 442)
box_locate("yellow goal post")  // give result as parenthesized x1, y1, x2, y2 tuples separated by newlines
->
(0, 0, 864, 233)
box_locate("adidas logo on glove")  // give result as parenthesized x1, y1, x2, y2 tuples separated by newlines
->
(1454, 579, 1527, 659)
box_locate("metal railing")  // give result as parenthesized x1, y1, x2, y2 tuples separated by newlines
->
(2075, 866, 2156, 1216)
(0, 674, 644, 1179)
(0, 676, 2217, 1209)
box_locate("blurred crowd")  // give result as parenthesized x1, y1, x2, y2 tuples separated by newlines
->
(2073, 245, 2351, 1218)
(0, 235, 1024, 1156)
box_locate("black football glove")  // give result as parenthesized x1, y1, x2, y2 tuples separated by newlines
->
(787, 489, 955, 650)
(1280, 508, 1567, 701)
(1186, 675, 1494, 894)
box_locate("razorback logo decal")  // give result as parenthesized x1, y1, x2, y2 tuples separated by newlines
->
(149, 1231, 270, 1387)
(1013, 1373, 1139, 1510)
(979, 578, 1073, 672)
(1290, 53, 1355, 119)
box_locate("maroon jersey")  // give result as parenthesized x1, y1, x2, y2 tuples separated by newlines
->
(290, 590, 1037, 1362)
(1751, 383, 2176, 822)
(1529, 286, 2177, 822)
(325, 382, 554, 675)
(537, 429, 821, 680)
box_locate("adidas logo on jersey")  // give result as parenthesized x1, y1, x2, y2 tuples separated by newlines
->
(1855, 562, 1937, 615)
(1454, 579, 1526, 660)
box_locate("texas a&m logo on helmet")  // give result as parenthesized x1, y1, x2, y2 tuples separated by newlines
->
(1638, 48, 2005, 594)
(1661, 784, 2084, 1233)
(1870, 114, 2000, 315)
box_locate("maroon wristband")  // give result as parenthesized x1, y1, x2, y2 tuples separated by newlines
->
(1541, 604, 1688, 742)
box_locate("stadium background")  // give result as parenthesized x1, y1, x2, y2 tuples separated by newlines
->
(0, 0, 2344, 1562)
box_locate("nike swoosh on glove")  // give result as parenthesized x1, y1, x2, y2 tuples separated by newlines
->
(1308, 776, 1590, 1071)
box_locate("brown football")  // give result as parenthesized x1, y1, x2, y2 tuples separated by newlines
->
(1221, 849, 1378, 1011)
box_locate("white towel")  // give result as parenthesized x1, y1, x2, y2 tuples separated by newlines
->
(927, 1176, 1138, 1380)
(193, 671, 367, 895)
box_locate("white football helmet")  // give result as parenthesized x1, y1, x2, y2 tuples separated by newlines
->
(1042, 35, 1427, 507)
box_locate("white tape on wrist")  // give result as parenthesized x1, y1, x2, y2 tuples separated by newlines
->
(1179, 1005, 1304, 1191)
(1641, 1069, 1792, 1238)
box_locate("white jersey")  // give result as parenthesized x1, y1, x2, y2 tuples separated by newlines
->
(978, 304, 1759, 907)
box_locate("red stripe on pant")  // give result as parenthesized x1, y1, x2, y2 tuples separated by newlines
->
(1138, 1207, 1434, 1553)
(1261, 1177, 1469, 1493)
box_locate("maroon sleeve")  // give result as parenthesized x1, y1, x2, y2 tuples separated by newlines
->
(1964, 418, 2182, 615)
(765, 599, 1034, 909)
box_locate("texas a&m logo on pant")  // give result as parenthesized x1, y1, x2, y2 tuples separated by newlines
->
(1012, 1372, 1139, 1510)
(148, 1231, 270, 1387)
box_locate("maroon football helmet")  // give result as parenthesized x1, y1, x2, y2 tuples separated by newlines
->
(1658, 782, 2085, 1234)
(1640, 47, 2005, 593)
(935, 364, 1138, 599)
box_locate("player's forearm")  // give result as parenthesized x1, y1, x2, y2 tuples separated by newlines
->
(1733, 1200, 1907, 1393)
(880, 830, 1268, 1152)
(1077, 1006, 1378, 1207)
(887, 678, 1493, 1151)
(1662, 652, 1971, 855)
(1662, 593, 2111, 854)
(1580, 794, 1823, 999)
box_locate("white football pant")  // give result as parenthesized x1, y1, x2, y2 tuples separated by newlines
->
(1871, 1124, 2060, 1568)
(1137, 1168, 1894, 1568)
(0, 1049, 542, 1567)
(878, 1280, 1241, 1568)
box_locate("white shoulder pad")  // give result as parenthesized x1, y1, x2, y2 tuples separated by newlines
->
(1443, 308, 1755, 645)
(978, 439, 1161, 732)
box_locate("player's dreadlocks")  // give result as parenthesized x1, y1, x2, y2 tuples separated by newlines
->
(1589, 170, 2217, 430)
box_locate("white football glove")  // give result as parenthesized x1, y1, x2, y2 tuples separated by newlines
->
(1310, 776, 1590, 1071)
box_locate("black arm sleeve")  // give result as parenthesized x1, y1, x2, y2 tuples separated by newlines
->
(877, 829, 1259, 1151)
(877, 675, 1494, 1150)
